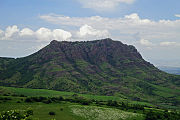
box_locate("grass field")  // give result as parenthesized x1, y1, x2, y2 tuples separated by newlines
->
(0, 98, 85, 120)
(0, 95, 145, 120)
(0, 86, 153, 106)
(0, 86, 179, 120)
(70, 105, 144, 120)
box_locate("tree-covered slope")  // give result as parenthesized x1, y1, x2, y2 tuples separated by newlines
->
(0, 38, 179, 107)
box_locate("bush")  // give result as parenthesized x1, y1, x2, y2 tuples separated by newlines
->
(12, 94, 19, 97)
(30, 97, 46, 102)
(25, 97, 47, 103)
(16, 101, 21, 103)
(49, 111, 55, 115)
(107, 100, 118, 107)
(43, 99, 52, 104)
(19, 94, 26, 97)
(59, 96, 64, 101)
(25, 98, 33, 103)
(145, 110, 180, 120)
(26, 109, 33, 116)
(50, 97, 58, 102)
(0, 109, 33, 120)
(81, 101, 91, 105)
(3, 94, 9, 96)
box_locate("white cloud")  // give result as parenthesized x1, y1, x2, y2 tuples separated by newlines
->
(124, 13, 152, 24)
(0, 29, 4, 38)
(36, 27, 53, 41)
(40, 13, 180, 29)
(20, 28, 34, 36)
(160, 42, 177, 46)
(78, 0, 135, 11)
(4, 25, 19, 39)
(175, 14, 180, 18)
(77, 24, 110, 39)
(0, 25, 72, 41)
(52, 29, 72, 40)
(139, 39, 154, 46)
(40, 13, 180, 42)
(35, 28, 72, 41)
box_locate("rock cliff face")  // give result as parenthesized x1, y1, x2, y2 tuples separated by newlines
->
(0, 38, 179, 106)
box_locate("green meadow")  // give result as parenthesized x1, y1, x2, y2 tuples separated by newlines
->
(0, 86, 179, 120)
(0, 86, 153, 106)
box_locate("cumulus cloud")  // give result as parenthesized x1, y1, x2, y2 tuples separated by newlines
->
(139, 39, 154, 46)
(0, 25, 72, 41)
(40, 13, 180, 29)
(160, 42, 177, 46)
(52, 29, 72, 40)
(36, 27, 53, 41)
(124, 13, 152, 24)
(77, 24, 110, 39)
(40, 13, 180, 43)
(78, 0, 135, 11)
(4, 25, 19, 39)
(175, 14, 180, 18)
(20, 28, 34, 36)
(0, 29, 4, 38)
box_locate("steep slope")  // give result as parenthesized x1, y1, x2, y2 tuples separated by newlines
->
(0, 57, 15, 76)
(0, 38, 179, 107)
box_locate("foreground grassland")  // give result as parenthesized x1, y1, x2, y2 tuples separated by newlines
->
(70, 105, 144, 120)
(0, 101, 84, 120)
(0, 86, 179, 120)
(0, 101, 144, 120)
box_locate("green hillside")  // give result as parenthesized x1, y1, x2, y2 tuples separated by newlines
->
(0, 38, 179, 109)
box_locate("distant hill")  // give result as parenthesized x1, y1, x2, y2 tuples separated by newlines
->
(158, 66, 180, 75)
(0, 38, 179, 108)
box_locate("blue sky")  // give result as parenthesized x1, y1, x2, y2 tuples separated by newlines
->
(0, 0, 180, 67)
(1, 0, 180, 28)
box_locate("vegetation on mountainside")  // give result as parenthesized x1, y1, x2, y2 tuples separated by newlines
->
(0, 39, 179, 109)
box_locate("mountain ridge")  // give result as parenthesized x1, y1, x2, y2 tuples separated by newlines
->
(0, 38, 179, 108)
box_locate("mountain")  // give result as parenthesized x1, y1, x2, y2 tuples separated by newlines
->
(158, 66, 180, 75)
(0, 38, 179, 108)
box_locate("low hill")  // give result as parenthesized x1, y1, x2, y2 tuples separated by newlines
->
(0, 38, 179, 108)
(158, 66, 180, 75)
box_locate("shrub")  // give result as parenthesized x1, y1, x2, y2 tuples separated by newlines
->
(0, 109, 34, 120)
(25, 97, 47, 103)
(19, 94, 26, 97)
(16, 101, 21, 103)
(49, 111, 55, 115)
(3, 94, 9, 96)
(107, 100, 118, 107)
(81, 101, 91, 105)
(43, 99, 52, 104)
(25, 98, 33, 103)
(145, 110, 180, 120)
(59, 96, 64, 101)
(12, 94, 18, 97)
(3, 97, 12, 100)
(50, 97, 58, 102)
(26, 109, 33, 116)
